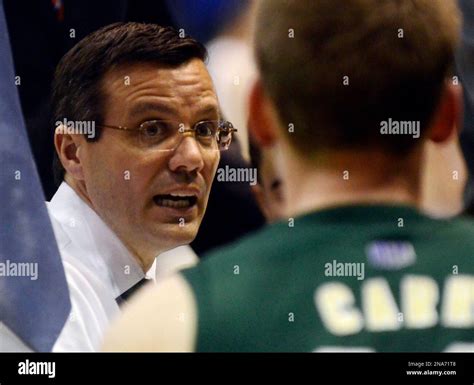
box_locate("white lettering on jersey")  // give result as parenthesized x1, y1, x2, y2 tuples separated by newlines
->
(441, 275, 474, 328)
(362, 278, 401, 331)
(314, 282, 364, 336)
(401, 275, 439, 328)
(314, 275, 474, 336)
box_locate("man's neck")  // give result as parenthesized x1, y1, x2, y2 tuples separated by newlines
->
(280, 146, 423, 218)
(63, 175, 155, 273)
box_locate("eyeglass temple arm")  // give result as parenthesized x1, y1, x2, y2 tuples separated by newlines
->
(96, 124, 139, 131)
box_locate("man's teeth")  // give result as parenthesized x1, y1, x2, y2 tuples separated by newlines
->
(154, 195, 195, 208)
(160, 199, 190, 208)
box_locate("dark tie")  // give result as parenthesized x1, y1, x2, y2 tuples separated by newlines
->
(116, 278, 150, 306)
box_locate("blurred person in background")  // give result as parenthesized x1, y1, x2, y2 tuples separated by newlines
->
(205, 0, 257, 161)
(166, 1, 257, 157)
(457, 0, 474, 214)
(420, 0, 473, 219)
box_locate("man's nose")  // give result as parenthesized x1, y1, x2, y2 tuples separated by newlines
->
(168, 136, 205, 174)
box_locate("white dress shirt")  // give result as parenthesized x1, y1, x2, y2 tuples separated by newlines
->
(48, 182, 197, 351)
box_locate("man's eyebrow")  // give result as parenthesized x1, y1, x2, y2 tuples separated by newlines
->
(196, 105, 220, 119)
(129, 103, 221, 119)
(129, 102, 177, 117)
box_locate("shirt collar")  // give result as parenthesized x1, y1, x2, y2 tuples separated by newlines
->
(49, 182, 155, 297)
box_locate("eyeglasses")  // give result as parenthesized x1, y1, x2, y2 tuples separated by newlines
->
(96, 120, 237, 152)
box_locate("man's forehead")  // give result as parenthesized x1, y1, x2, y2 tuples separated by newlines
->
(128, 100, 220, 119)
(104, 59, 215, 92)
(102, 59, 219, 116)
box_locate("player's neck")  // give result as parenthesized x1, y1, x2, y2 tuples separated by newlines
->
(281, 146, 423, 218)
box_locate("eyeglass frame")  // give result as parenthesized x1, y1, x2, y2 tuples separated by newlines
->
(95, 119, 237, 152)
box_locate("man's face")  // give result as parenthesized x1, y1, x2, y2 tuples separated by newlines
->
(78, 59, 220, 263)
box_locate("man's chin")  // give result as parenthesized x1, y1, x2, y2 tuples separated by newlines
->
(148, 222, 199, 249)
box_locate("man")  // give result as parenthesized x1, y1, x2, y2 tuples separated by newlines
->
(103, 0, 474, 352)
(49, 22, 236, 351)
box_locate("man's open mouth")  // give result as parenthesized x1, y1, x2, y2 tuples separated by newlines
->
(153, 194, 198, 209)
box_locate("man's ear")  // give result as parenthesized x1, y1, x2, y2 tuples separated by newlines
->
(54, 126, 85, 180)
(248, 79, 279, 147)
(428, 81, 463, 144)
(251, 184, 270, 221)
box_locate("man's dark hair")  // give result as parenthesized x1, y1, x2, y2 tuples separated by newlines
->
(51, 22, 208, 185)
(255, 0, 461, 159)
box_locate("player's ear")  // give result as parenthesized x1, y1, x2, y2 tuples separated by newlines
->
(251, 184, 270, 221)
(54, 125, 85, 180)
(248, 79, 280, 147)
(427, 80, 463, 144)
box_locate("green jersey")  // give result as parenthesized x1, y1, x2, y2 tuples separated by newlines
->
(182, 205, 474, 352)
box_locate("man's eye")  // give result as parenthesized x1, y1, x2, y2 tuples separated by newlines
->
(140, 121, 167, 137)
(145, 126, 158, 137)
(195, 122, 216, 137)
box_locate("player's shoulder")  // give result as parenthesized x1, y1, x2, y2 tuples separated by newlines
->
(197, 220, 293, 267)
(435, 213, 474, 239)
(445, 213, 474, 228)
(182, 223, 274, 282)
